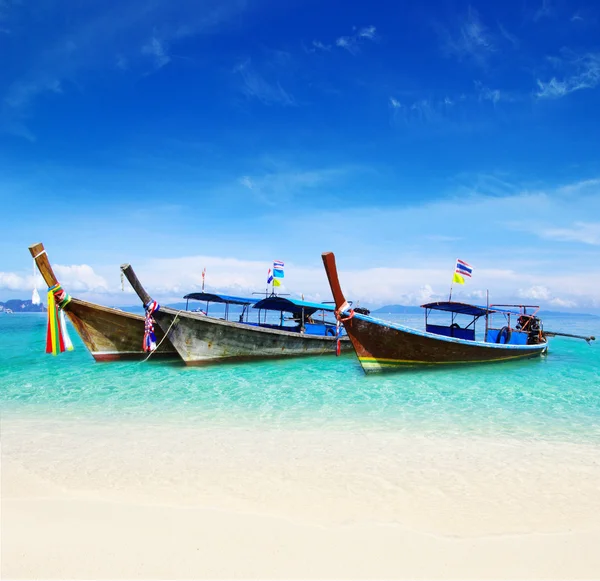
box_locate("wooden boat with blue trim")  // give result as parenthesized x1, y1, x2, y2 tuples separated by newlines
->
(29, 243, 177, 362)
(120, 263, 352, 365)
(321, 251, 595, 373)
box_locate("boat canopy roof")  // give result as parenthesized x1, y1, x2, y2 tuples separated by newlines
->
(420, 301, 523, 317)
(252, 296, 336, 316)
(183, 292, 254, 306)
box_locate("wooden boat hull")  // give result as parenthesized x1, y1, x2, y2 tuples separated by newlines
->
(343, 314, 547, 373)
(151, 306, 351, 365)
(320, 251, 548, 374)
(29, 242, 177, 362)
(66, 298, 177, 362)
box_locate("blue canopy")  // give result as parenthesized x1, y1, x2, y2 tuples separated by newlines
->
(252, 296, 336, 316)
(183, 292, 254, 306)
(420, 301, 523, 317)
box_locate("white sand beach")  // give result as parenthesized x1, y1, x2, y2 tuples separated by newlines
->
(3, 415, 600, 579)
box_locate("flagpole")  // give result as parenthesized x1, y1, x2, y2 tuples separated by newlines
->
(449, 258, 456, 301)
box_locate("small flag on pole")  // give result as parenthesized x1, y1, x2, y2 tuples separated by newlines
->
(273, 260, 284, 279)
(273, 278, 282, 287)
(453, 259, 473, 285)
(267, 269, 273, 284)
(202, 267, 206, 291)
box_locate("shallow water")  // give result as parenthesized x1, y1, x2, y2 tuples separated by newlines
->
(1, 312, 599, 444)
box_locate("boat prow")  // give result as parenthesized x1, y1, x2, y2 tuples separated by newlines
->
(29, 243, 178, 361)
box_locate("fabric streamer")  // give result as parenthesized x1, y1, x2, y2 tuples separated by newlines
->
(32, 258, 41, 305)
(59, 309, 74, 351)
(143, 301, 160, 352)
(45, 283, 74, 355)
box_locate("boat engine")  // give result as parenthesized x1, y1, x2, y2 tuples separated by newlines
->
(526, 316, 543, 344)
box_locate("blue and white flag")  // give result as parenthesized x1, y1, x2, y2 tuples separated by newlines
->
(267, 269, 273, 284)
(273, 260, 284, 279)
(453, 259, 473, 285)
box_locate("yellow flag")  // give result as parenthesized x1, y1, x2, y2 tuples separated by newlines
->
(453, 273, 465, 285)
(273, 278, 282, 287)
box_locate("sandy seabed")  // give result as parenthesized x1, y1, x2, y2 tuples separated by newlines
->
(2, 415, 600, 579)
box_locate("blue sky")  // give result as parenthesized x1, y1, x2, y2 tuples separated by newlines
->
(1, 0, 600, 311)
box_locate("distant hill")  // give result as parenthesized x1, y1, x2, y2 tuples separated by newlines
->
(0, 299, 46, 313)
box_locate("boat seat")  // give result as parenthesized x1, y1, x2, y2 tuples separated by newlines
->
(426, 324, 475, 341)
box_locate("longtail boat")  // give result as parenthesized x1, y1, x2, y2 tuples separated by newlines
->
(29, 243, 177, 361)
(120, 263, 351, 365)
(321, 251, 594, 373)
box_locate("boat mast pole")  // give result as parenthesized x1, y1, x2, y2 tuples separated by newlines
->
(485, 289, 489, 341)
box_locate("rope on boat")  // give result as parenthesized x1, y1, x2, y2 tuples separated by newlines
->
(140, 310, 182, 363)
(334, 303, 355, 356)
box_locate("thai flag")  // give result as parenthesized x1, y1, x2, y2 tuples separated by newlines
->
(267, 269, 273, 284)
(273, 260, 284, 269)
(455, 259, 473, 277)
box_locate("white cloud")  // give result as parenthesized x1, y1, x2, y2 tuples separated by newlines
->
(0, 272, 29, 291)
(389, 97, 401, 109)
(3, 177, 600, 312)
(536, 52, 600, 99)
(53, 264, 108, 292)
(358, 25, 377, 40)
(518, 285, 551, 300)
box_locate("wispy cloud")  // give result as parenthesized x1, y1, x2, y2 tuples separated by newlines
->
(141, 36, 171, 69)
(440, 7, 494, 65)
(1, 0, 250, 139)
(306, 40, 331, 53)
(497, 22, 518, 48)
(536, 51, 600, 98)
(570, 11, 585, 23)
(237, 166, 349, 205)
(233, 59, 295, 106)
(533, 0, 556, 22)
(536, 222, 600, 245)
(388, 85, 510, 128)
(474, 81, 502, 104)
(334, 25, 377, 55)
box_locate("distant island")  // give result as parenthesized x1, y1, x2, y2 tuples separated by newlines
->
(0, 299, 46, 313)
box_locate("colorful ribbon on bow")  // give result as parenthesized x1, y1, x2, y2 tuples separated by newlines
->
(143, 301, 160, 352)
(46, 283, 74, 355)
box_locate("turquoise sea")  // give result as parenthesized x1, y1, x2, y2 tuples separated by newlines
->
(2, 312, 599, 444)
